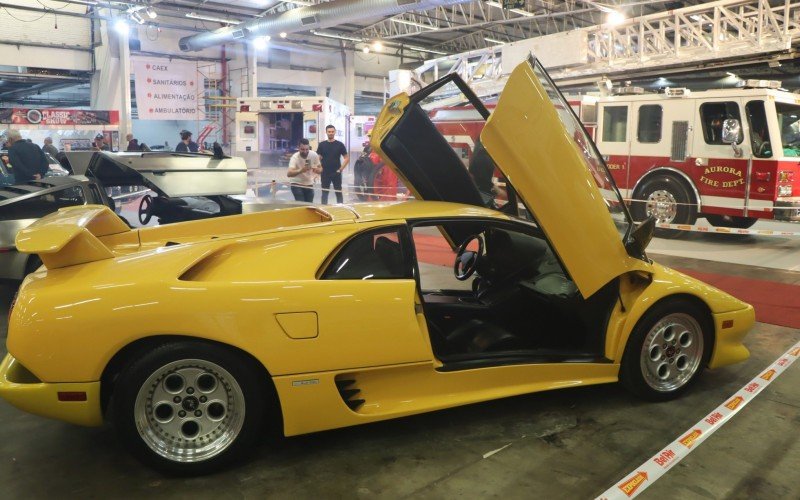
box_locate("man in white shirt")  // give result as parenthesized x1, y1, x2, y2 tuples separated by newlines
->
(286, 138, 322, 202)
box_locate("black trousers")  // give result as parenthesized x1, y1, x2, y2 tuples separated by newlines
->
(320, 170, 343, 204)
(290, 184, 314, 203)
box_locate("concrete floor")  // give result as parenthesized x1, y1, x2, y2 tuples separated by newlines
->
(1, 253, 798, 499)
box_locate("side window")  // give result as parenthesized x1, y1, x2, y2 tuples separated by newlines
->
(322, 227, 410, 280)
(700, 101, 743, 145)
(637, 105, 662, 143)
(0, 187, 83, 221)
(745, 101, 772, 158)
(601, 106, 628, 142)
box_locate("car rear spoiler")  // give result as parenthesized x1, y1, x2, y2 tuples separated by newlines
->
(15, 205, 130, 270)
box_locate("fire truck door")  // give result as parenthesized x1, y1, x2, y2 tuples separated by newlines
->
(596, 103, 632, 196)
(303, 111, 319, 150)
(692, 99, 749, 215)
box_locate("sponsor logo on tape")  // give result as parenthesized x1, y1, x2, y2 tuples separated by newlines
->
(618, 471, 648, 497)
(596, 340, 800, 500)
(724, 396, 744, 411)
(679, 429, 702, 449)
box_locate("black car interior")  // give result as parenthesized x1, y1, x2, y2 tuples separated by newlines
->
(415, 222, 618, 365)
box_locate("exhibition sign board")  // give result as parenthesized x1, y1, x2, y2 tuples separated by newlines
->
(0, 108, 119, 126)
(133, 58, 205, 120)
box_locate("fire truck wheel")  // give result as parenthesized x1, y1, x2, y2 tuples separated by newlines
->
(632, 175, 697, 238)
(704, 214, 758, 229)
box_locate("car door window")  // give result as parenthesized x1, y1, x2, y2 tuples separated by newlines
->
(700, 101, 743, 145)
(322, 227, 411, 280)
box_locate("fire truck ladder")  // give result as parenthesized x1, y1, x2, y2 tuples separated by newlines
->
(413, 0, 800, 106)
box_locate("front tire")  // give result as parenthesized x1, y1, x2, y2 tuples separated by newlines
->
(620, 299, 711, 401)
(632, 174, 697, 239)
(112, 341, 267, 475)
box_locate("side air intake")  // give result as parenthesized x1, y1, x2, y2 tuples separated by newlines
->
(335, 378, 364, 411)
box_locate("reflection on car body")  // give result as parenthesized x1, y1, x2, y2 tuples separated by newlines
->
(0, 58, 754, 475)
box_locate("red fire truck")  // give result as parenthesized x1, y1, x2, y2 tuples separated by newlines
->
(595, 82, 800, 229)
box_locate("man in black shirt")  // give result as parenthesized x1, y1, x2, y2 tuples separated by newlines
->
(4, 130, 48, 183)
(176, 130, 199, 153)
(316, 125, 349, 204)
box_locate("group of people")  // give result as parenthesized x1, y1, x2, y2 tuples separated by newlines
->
(286, 124, 349, 204)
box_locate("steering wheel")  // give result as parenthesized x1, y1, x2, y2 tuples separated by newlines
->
(138, 194, 153, 225)
(453, 234, 484, 281)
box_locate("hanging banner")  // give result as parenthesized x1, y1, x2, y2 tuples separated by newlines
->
(132, 58, 204, 120)
(0, 108, 119, 126)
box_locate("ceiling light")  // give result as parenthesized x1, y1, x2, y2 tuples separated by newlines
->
(485, 1, 533, 17)
(279, 32, 287, 38)
(372, 41, 383, 52)
(145, 7, 157, 20)
(391, 18, 439, 31)
(185, 12, 242, 25)
(362, 46, 370, 53)
(253, 36, 269, 50)
(690, 14, 702, 21)
(114, 19, 129, 35)
(288, 0, 314, 5)
(606, 11, 626, 25)
(404, 44, 447, 56)
(484, 37, 506, 45)
(726, 72, 738, 78)
(69, 0, 98, 5)
(311, 30, 363, 42)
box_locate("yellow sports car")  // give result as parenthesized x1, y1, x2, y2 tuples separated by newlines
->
(0, 58, 753, 475)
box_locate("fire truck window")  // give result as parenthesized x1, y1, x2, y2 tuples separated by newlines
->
(745, 101, 772, 158)
(637, 105, 662, 143)
(700, 102, 743, 145)
(774, 102, 800, 157)
(602, 106, 628, 142)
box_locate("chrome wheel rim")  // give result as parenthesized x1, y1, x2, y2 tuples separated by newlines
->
(640, 313, 704, 393)
(645, 189, 677, 224)
(134, 359, 245, 463)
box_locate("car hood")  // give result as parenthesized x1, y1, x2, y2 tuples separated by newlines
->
(371, 58, 650, 297)
(85, 152, 248, 198)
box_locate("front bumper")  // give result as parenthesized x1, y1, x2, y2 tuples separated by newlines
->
(0, 354, 103, 426)
(709, 305, 755, 369)
(774, 198, 800, 222)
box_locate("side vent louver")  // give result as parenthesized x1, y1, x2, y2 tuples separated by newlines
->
(335, 378, 364, 411)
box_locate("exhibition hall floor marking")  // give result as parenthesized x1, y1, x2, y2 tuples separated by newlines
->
(596, 340, 800, 500)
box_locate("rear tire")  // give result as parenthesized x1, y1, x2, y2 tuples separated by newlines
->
(705, 214, 758, 229)
(620, 299, 712, 401)
(111, 341, 268, 475)
(632, 174, 697, 239)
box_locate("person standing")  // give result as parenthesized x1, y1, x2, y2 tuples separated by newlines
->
(286, 138, 321, 203)
(93, 134, 110, 151)
(42, 137, 59, 157)
(317, 125, 349, 204)
(175, 130, 198, 153)
(4, 130, 48, 183)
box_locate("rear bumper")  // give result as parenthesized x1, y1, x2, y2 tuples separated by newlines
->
(0, 354, 103, 426)
(709, 305, 754, 369)
(774, 198, 800, 222)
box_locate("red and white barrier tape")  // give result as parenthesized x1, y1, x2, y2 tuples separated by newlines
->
(654, 222, 800, 237)
(596, 340, 800, 500)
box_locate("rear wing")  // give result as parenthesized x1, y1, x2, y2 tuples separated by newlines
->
(15, 205, 130, 270)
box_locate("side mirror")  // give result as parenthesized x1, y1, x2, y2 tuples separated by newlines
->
(625, 216, 655, 260)
(722, 119, 744, 158)
(721, 119, 741, 144)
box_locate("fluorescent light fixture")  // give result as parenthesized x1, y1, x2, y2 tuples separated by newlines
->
(690, 14, 702, 21)
(69, 0, 98, 5)
(607, 11, 625, 25)
(404, 44, 447, 55)
(186, 12, 242, 25)
(114, 19, 129, 34)
(484, 37, 506, 45)
(485, 1, 533, 17)
(726, 72, 738, 78)
(310, 30, 363, 42)
(279, 32, 287, 38)
(391, 18, 439, 31)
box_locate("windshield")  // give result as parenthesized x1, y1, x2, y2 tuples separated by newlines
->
(776, 102, 800, 157)
(527, 58, 632, 238)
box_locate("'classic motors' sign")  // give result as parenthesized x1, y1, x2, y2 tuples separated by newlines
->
(133, 58, 205, 120)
